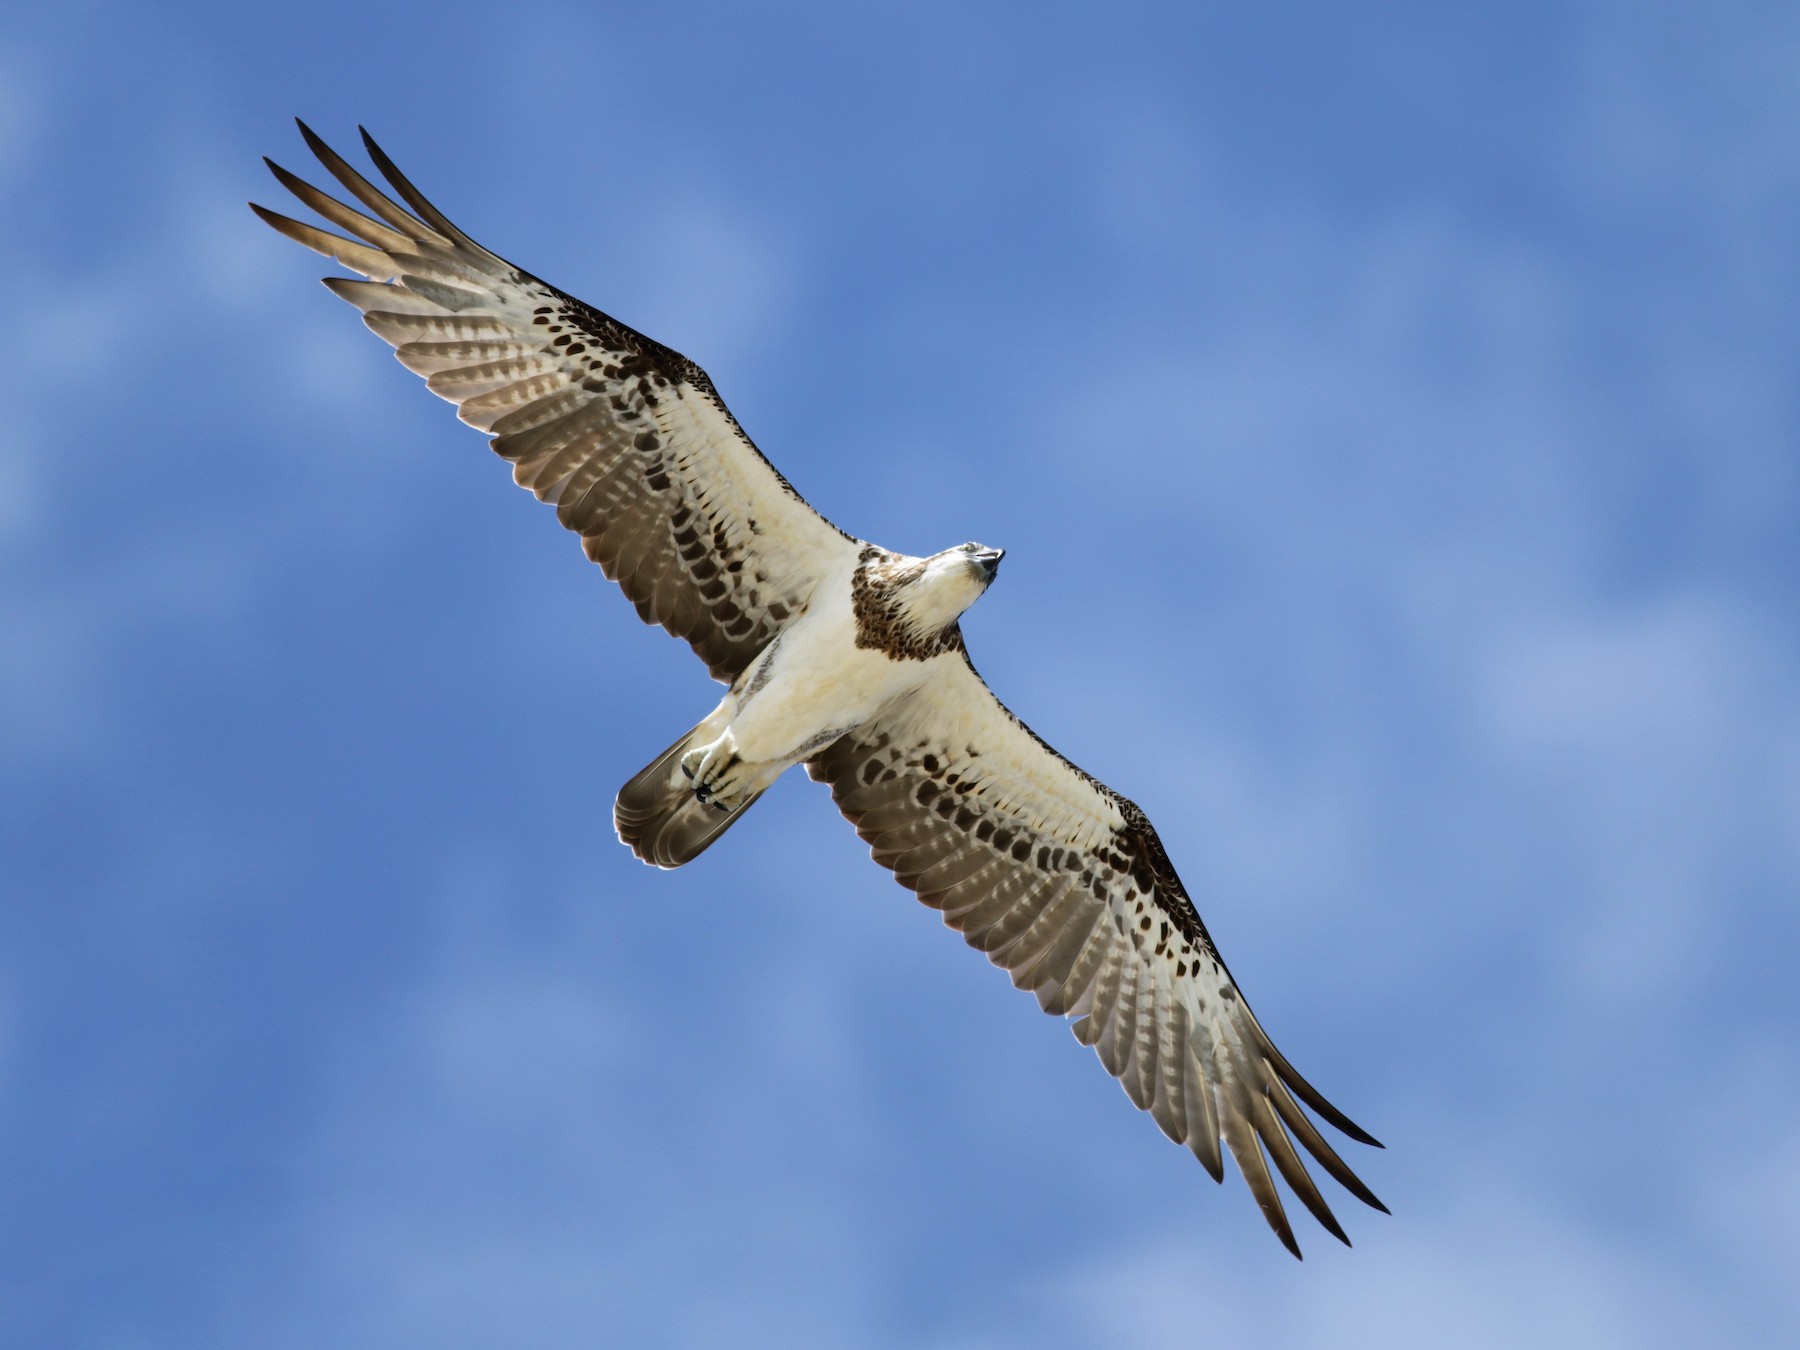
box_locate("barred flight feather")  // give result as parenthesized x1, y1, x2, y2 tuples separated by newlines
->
(256, 119, 857, 684)
(806, 653, 1388, 1255)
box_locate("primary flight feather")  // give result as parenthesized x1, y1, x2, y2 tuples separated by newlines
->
(253, 121, 1386, 1257)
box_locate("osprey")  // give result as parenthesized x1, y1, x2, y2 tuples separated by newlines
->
(254, 123, 1386, 1257)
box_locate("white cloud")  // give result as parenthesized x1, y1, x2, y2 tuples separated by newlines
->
(1481, 590, 1797, 1008)
(1038, 1184, 1732, 1350)
(0, 42, 41, 190)
(0, 113, 456, 764)
(11, 8, 1800, 1346)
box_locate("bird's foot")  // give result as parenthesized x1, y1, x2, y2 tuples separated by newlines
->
(680, 739, 748, 813)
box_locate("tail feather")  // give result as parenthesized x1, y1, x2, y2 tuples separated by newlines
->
(614, 724, 767, 868)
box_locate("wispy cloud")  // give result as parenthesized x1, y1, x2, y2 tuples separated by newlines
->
(8, 4, 1800, 1346)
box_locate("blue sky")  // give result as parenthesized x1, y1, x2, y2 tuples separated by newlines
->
(5, 2, 1799, 1345)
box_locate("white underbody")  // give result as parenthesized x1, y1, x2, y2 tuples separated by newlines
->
(679, 561, 950, 804)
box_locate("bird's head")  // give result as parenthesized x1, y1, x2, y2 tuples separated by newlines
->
(890, 542, 1005, 637)
(855, 543, 1005, 657)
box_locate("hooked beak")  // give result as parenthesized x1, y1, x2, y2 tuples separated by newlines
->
(971, 546, 1005, 582)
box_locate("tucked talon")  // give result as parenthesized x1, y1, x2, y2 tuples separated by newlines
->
(679, 743, 715, 785)
(679, 735, 754, 811)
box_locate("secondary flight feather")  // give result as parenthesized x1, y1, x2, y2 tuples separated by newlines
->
(253, 121, 1387, 1256)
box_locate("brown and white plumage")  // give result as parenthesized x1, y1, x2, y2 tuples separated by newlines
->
(254, 122, 1385, 1257)
(808, 659, 1387, 1254)
(255, 121, 856, 685)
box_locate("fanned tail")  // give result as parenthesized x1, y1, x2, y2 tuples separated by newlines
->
(614, 724, 766, 868)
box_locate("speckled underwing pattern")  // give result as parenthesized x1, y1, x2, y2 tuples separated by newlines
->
(255, 120, 858, 685)
(807, 654, 1388, 1256)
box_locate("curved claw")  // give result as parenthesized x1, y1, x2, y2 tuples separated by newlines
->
(681, 736, 752, 812)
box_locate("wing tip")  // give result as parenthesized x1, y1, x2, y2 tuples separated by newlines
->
(261, 154, 308, 195)
(1188, 1130, 1226, 1184)
(1316, 1211, 1351, 1248)
(293, 118, 338, 173)
(247, 200, 296, 234)
(1267, 1046, 1385, 1149)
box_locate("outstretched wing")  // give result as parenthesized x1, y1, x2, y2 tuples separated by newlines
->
(808, 655, 1386, 1257)
(253, 122, 859, 683)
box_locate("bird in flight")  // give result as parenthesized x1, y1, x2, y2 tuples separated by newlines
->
(253, 122, 1386, 1257)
